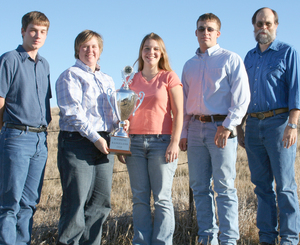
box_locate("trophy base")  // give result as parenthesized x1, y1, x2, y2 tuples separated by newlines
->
(109, 136, 132, 156)
(108, 148, 132, 156)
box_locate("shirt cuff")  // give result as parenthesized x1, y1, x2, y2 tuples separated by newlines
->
(87, 131, 101, 143)
(181, 129, 188, 139)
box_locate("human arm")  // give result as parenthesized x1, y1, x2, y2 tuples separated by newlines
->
(236, 115, 247, 148)
(0, 97, 4, 129)
(283, 48, 300, 148)
(283, 109, 300, 148)
(218, 54, 250, 148)
(165, 85, 184, 163)
(223, 55, 250, 130)
(179, 68, 191, 151)
(179, 138, 187, 151)
(56, 68, 113, 154)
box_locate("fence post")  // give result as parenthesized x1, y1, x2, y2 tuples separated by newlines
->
(189, 186, 194, 217)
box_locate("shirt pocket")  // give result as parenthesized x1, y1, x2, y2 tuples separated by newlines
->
(265, 59, 285, 82)
(245, 63, 254, 73)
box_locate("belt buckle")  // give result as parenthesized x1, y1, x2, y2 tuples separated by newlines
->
(199, 115, 206, 123)
(256, 112, 265, 120)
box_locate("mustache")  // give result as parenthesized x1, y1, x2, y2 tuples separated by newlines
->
(255, 29, 270, 35)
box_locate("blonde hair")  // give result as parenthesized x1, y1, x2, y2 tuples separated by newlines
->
(74, 30, 103, 59)
(137, 33, 172, 72)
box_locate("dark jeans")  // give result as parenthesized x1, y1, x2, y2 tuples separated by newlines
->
(57, 131, 114, 245)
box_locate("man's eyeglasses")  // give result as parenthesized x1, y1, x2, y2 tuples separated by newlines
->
(256, 21, 272, 28)
(197, 26, 218, 32)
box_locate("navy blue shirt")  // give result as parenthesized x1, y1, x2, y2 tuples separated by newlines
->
(244, 40, 300, 113)
(0, 45, 51, 127)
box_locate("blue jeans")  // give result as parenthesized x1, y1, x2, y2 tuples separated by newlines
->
(57, 131, 114, 245)
(245, 113, 300, 245)
(0, 127, 48, 245)
(126, 134, 178, 245)
(187, 119, 239, 245)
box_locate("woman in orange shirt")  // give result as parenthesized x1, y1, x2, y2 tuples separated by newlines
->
(121, 33, 183, 245)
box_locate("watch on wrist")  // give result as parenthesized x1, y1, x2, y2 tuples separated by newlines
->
(287, 123, 297, 129)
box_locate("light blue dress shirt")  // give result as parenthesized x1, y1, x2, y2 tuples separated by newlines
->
(181, 44, 250, 138)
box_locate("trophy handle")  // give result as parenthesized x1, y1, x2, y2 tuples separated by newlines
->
(106, 88, 116, 115)
(127, 72, 135, 84)
(132, 91, 145, 116)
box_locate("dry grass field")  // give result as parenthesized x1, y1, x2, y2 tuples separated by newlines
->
(30, 108, 300, 245)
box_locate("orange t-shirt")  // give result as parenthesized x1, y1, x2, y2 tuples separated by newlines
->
(128, 70, 182, 135)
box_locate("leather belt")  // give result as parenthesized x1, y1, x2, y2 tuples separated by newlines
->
(249, 108, 288, 120)
(4, 123, 47, 133)
(194, 115, 227, 122)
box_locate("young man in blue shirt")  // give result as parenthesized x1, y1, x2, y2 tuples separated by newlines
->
(237, 7, 300, 245)
(0, 11, 51, 244)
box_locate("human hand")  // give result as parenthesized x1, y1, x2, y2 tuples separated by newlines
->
(165, 141, 179, 163)
(117, 155, 126, 164)
(94, 137, 109, 154)
(214, 126, 231, 148)
(282, 126, 297, 148)
(123, 120, 130, 132)
(236, 125, 245, 148)
(179, 138, 188, 151)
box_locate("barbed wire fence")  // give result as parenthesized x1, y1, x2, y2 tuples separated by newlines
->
(43, 128, 300, 224)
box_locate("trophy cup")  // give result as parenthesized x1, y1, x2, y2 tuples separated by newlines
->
(107, 66, 144, 155)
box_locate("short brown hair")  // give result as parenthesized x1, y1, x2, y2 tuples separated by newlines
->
(137, 32, 172, 72)
(22, 11, 50, 32)
(74, 30, 103, 59)
(196, 13, 221, 30)
(252, 7, 279, 25)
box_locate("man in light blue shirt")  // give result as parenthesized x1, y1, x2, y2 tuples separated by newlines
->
(237, 7, 300, 245)
(179, 13, 250, 245)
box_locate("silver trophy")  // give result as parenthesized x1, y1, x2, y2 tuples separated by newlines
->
(107, 66, 144, 155)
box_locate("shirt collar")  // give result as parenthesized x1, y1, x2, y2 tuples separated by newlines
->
(75, 59, 100, 73)
(196, 44, 220, 56)
(253, 39, 280, 54)
(16, 45, 43, 63)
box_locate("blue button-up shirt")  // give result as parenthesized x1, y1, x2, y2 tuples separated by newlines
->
(244, 39, 300, 113)
(0, 45, 52, 127)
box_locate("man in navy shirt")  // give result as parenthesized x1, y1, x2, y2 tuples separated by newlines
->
(0, 11, 51, 244)
(237, 7, 300, 245)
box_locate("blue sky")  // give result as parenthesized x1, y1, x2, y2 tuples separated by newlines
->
(0, 0, 299, 108)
